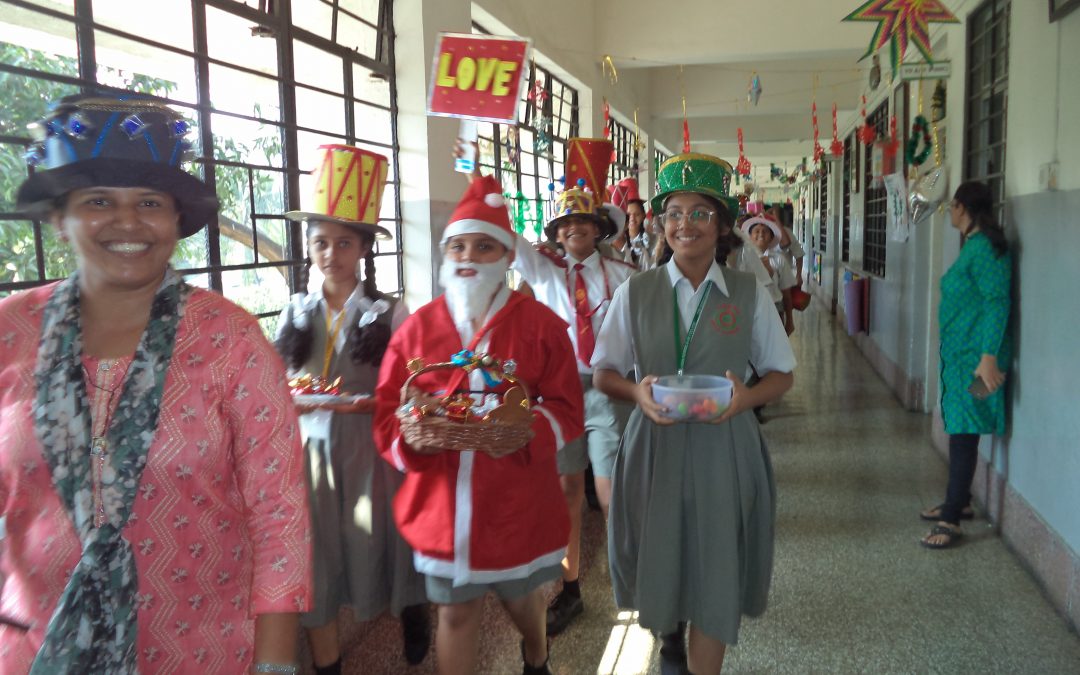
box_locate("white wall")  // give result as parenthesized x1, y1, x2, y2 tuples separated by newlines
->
(829, 3, 1080, 556)
(996, 6, 1080, 552)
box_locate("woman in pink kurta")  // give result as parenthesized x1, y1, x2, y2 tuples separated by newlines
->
(0, 92, 310, 674)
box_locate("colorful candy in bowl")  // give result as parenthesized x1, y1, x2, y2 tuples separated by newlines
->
(652, 374, 733, 422)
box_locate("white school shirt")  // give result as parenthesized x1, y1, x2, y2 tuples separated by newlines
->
(283, 285, 409, 353)
(513, 238, 635, 374)
(762, 248, 798, 292)
(592, 260, 797, 380)
(782, 225, 805, 259)
(731, 229, 778, 302)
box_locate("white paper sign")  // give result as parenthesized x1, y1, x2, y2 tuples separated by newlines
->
(883, 172, 911, 242)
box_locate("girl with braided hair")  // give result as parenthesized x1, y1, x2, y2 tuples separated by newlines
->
(274, 146, 430, 673)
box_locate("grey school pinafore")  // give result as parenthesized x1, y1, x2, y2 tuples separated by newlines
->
(288, 296, 427, 626)
(608, 265, 776, 645)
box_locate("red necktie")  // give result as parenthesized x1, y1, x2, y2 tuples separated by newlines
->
(573, 263, 595, 366)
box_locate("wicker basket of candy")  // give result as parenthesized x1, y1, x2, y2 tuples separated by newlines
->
(396, 353, 534, 454)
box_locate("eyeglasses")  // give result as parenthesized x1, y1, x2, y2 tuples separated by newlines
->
(657, 209, 715, 226)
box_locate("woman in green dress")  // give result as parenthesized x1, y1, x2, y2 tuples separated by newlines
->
(921, 181, 1012, 549)
(593, 153, 796, 674)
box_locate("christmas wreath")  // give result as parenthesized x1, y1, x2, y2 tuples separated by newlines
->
(906, 114, 932, 167)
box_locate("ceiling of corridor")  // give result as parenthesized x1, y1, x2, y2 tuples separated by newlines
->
(593, 0, 963, 182)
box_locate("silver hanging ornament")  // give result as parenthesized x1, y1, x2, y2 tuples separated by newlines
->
(747, 73, 762, 106)
(908, 166, 948, 224)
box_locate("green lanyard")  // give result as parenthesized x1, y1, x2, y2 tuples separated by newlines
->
(672, 281, 712, 376)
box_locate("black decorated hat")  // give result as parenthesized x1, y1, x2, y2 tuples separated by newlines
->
(15, 92, 219, 239)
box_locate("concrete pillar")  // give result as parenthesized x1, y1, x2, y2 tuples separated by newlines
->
(393, 0, 472, 309)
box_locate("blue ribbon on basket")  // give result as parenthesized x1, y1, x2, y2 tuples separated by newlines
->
(450, 349, 504, 388)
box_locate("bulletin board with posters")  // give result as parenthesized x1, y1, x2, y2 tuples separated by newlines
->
(427, 32, 532, 124)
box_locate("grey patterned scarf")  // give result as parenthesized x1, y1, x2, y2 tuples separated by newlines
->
(30, 268, 189, 674)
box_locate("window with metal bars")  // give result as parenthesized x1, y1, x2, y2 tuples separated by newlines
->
(841, 134, 854, 262)
(862, 100, 890, 277)
(818, 166, 829, 253)
(964, 0, 1010, 223)
(607, 115, 641, 186)
(654, 147, 671, 174)
(471, 23, 579, 243)
(0, 0, 401, 339)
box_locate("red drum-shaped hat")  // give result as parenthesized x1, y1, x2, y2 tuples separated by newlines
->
(565, 137, 614, 198)
(285, 144, 392, 240)
(608, 177, 642, 212)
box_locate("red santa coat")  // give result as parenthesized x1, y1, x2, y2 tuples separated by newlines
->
(374, 292, 583, 585)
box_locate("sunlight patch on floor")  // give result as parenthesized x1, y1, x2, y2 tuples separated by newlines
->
(597, 610, 656, 675)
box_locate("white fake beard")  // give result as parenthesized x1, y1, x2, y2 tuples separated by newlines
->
(438, 258, 509, 325)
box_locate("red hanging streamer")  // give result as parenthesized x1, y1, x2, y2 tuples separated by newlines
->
(682, 118, 691, 153)
(884, 114, 900, 160)
(736, 127, 751, 176)
(830, 103, 844, 157)
(812, 101, 824, 163)
(858, 94, 877, 145)
(603, 99, 611, 138)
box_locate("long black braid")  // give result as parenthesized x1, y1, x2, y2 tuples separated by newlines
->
(346, 246, 392, 367)
(274, 257, 315, 372)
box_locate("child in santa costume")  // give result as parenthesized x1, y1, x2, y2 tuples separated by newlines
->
(510, 138, 636, 637)
(374, 175, 584, 675)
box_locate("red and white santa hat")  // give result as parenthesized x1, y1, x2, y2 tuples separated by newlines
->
(440, 175, 515, 250)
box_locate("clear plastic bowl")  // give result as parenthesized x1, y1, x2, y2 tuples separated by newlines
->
(651, 374, 733, 422)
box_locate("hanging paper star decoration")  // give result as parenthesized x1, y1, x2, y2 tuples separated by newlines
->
(843, 0, 959, 76)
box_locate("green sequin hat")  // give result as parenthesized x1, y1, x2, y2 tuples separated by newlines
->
(651, 152, 739, 217)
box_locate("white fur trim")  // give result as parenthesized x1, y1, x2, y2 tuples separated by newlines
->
(532, 404, 566, 451)
(442, 219, 516, 251)
(484, 193, 505, 208)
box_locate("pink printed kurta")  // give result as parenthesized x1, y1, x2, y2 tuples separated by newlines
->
(0, 284, 311, 674)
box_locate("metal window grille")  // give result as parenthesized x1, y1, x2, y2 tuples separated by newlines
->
(862, 100, 890, 277)
(818, 165, 829, 253)
(654, 148, 671, 175)
(964, 0, 1010, 222)
(607, 115, 641, 185)
(0, 0, 401, 338)
(841, 134, 853, 262)
(472, 23, 579, 243)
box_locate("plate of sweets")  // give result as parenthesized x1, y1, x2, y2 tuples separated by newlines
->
(290, 374, 367, 406)
(651, 374, 733, 423)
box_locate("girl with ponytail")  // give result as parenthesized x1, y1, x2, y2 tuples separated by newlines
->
(921, 181, 1012, 549)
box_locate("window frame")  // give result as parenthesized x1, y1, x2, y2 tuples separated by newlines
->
(963, 0, 1010, 224)
(471, 22, 580, 243)
(861, 100, 890, 277)
(0, 0, 402, 330)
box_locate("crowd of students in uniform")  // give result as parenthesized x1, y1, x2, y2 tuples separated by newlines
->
(2, 86, 1014, 675)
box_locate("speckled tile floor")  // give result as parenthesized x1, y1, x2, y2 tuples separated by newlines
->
(320, 305, 1080, 674)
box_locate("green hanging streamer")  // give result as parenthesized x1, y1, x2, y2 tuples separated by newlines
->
(514, 191, 527, 234)
(532, 197, 544, 239)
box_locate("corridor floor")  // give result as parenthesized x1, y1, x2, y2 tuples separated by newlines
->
(333, 304, 1080, 674)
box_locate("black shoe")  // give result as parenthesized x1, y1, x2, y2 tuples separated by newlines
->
(400, 603, 431, 665)
(545, 590, 583, 636)
(521, 639, 553, 675)
(658, 625, 688, 675)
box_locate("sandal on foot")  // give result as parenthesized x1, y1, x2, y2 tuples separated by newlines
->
(920, 504, 974, 522)
(921, 523, 962, 549)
